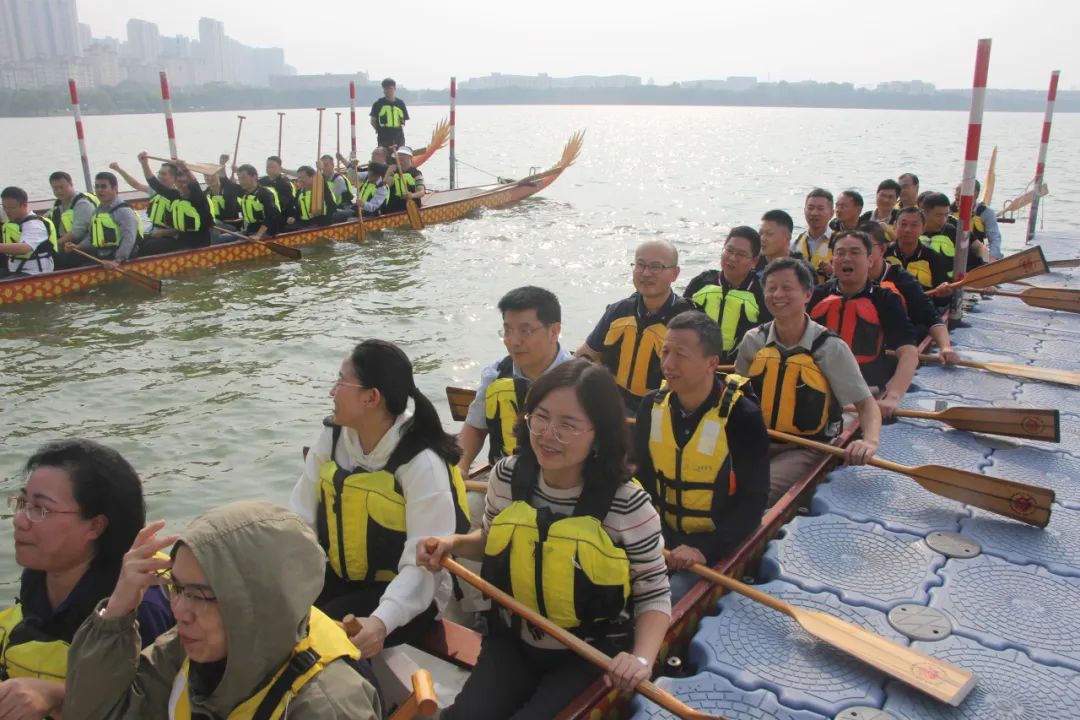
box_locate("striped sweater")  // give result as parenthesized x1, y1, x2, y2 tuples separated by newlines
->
(483, 455, 672, 649)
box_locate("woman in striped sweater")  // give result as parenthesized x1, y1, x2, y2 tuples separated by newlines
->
(419, 359, 671, 720)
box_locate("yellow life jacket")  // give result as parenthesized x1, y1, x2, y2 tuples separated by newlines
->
(919, 228, 956, 279)
(50, 192, 99, 233)
(600, 296, 687, 404)
(647, 375, 747, 534)
(171, 199, 203, 233)
(746, 331, 843, 441)
(241, 187, 281, 226)
(377, 102, 405, 129)
(327, 173, 355, 206)
(885, 251, 933, 290)
(317, 425, 471, 582)
(90, 202, 143, 248)
(389, 168, 418, 201)
(295, 188, 329, 221)
(2, 214, 58, 272)
(482, 458, 630, 633)
(168, 607, 359, 720)
(0, 604, 68, 681)
(484, 356, 529, 465)
(147, 193, 174, 228)
(689, 271, 764, 354)
(795, 231, 833, 283)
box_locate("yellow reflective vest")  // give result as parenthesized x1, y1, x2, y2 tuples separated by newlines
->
(317, 425, 471, 583)
(147, 193, 174, 228)
(50, 192, 99, 233)
(90, 202, 142, 248)
(484, 356, 528, 464)
(2, 214, 57, 272)
(241, 187, 281, 226)
(688, 271, 766, 357)
(795, 231, 833, 283)
(647, 375, 748, 534)
(0, 604, 68, 681)
(168, 607, 358, 720)
(746, 331, 843, 441)
(482, 458, 630, 633)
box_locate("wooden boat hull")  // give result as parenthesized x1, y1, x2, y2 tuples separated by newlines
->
(2, 171, 563, 306)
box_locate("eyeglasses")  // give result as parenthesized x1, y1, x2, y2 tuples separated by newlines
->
(498, 325, 547, 339)
(631, 261, 676, 274)
(165, 578, 218, 605)
(524, 413, 593, 444)
(722, 246, 754, 260)
(7, 495, 81, 523)
(333, 374, 370, 389)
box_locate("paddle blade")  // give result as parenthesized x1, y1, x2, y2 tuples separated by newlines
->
(124, 269, 163, 294)
(794, 609, 974, 706)
(406, 198, 424, 230)
(1019, 287, 1080, 313)
(977, 360, 1080, 388)
(906, 464, 1053, 527)
(935, 406, 1060, 442)
(446, 386, 476, 422)
(263, 239, 301, 260)
(963, 246, 1048, 289)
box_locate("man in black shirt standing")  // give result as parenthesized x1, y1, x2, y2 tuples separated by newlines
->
(370, 78, 408, 149)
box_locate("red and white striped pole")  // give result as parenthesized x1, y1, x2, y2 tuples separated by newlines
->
(159, 71, 178, 159)
(449, 76, 457, 189)
(1026, 70, 1060, 243)
(67, 78, 92, 192)
(349, 80, 357, 161)
(952, 38, 991, 315)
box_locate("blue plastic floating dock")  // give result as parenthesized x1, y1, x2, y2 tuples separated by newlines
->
(628, 672, 829, 720)
(959, 505, 1080, 578)
(930, 553, 1080, 671)
(812, 465, 967, 537)
(908, 364, 1020, 402)
(882, 634, 1080, 720)
(759, 515, 945, 612)
(868, 423, 990, 474)
(688, 579, 903, 717)
(986, 446, 1080, 509)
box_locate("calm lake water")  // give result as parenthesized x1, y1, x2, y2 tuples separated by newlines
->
(1, 105, 1077, 587)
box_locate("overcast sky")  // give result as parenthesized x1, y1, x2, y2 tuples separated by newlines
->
(76, 0, 1077, 90)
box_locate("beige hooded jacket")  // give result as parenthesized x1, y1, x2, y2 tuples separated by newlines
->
(63, 501, 381, 719)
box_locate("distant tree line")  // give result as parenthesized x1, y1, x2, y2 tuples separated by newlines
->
(0, 79, 1075, 117)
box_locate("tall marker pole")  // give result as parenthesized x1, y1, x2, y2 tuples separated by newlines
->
(449, 76, 457, 189)
(68, 79, 92, 192)
(951, 38, 991, 318)
(277, 112, 285, 158)
(349, 81, 357, 161)
(1026, 70, 1060, 243)
(158, 71, 178, 159)
(335, 112, 342, 158)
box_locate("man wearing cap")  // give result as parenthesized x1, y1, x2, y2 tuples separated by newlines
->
(385, 147, 425, 214)
(370, 78, 409, 149)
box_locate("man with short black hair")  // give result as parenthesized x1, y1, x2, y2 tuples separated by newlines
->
(320, 154, 355, 221)
(370, 78, 409, 149)
(921, 192, 987, 274)
(236, 164, 283, 239)
(261, 156, 295, 216)
(358, 163, 389, 217)
(578, 240, 693, 413)
(886, 207, 953, 307)
(809, 230, 919, 418)
(951, 181, 1001, 259)
(110, 158, 177, 232)
(58, 172, 141, 270)
(793, 188, 835, 283)
(860, 179, 902, 230)
(683, 226, 771, 362)
(48, 171, 98, 253)
(737, 257, 882, 504)
(831, 190, 864, 232)
(1, 186, 57, 277)
(287, 166, 335, 228)
(756, 209, 809, 278)
(458, 286, 571, 476)
(634, 309, 769, 601)
(898, 173, 919, 209)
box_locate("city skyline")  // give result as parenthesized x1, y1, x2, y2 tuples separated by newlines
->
(72, 0, 1079, 91)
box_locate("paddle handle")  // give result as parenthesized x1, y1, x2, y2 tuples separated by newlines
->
(231, 116, 245, 179)
(67, 246, 158, 291)
(915, 352, 985, 372)
(664, 550, 795, 619)
(464, 480, 488, 493)
(439, 555, 723, 720)
(388, 670, 438, 720)
(767, 429, 909, 475)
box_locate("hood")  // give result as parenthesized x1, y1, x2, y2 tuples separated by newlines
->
(179, 501, 325, 715)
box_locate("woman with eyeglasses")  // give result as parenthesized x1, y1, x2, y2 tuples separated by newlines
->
(288, 339, 471, 659)
(61, 501, 382, 719)
(418, 359, 671, 720)
(0, 439, 173, 717)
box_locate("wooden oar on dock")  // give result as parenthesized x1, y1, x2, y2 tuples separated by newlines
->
(769, 429, 1054, 527)
(976, 285, 1080, 314)
(929, 246, 1048, 295)
(905, 351, 1080, 388)
(146, 155, 224, 177)
(846, 404, 1060, 442)
(1047, 258, 1080, 269)
(666, 551, 975, 706)
(67, 246, 162, 293)
(436, 551, 725, 720)
(214, 225, 301, 261)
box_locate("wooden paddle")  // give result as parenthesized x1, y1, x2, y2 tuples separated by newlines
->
(465, 480, 488, 493)
(434, 550, 724, 720)
(928, 246, 1049, 295)
(147, 155, 223, 177)
(67, 246, 162, 293)
(311, 108, 326, 217)
(231, 115, 245, 179)
(975, 285, 1080, 313)
(768, 429, 1053, 527)
(350, 164, 366, 242)
(389, 670, 439, 720)
(907, 351, 1080, 388)
(392, 148, 424, 230)
(665, 551, 975, 707)
(213, 224, 301, 261)
(1047, 258, 1080, 269)
(883, 405, 1059, 442)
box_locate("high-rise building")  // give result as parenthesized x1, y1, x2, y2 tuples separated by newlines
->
(125, 18, 160, 62)
(198, 17, 225, 83)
